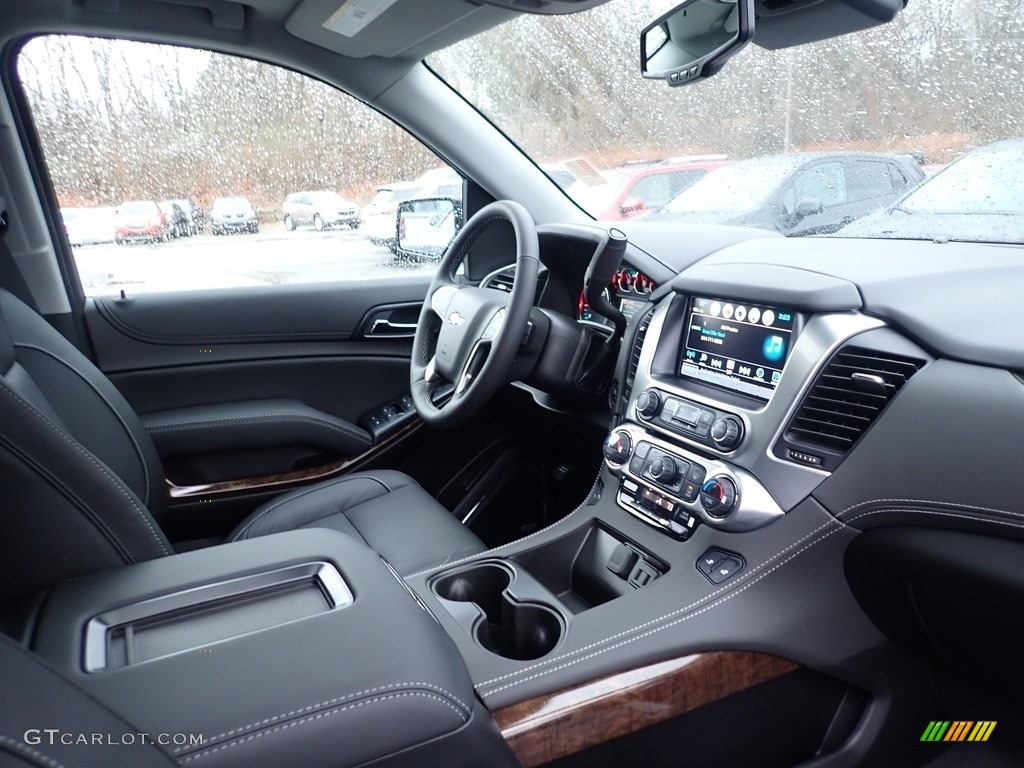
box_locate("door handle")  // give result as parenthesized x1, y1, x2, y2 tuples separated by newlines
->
(368, 318, 417, 337)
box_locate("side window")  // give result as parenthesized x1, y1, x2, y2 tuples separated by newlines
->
(18, 36, 463, 296)
(792, 162, 847, 208)
(888, 162, 910, 189)
(848, 160, 894, 202)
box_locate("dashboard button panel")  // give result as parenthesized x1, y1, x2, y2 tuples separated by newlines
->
(636, 389, 744, 453)
(605, 422, 785, 534)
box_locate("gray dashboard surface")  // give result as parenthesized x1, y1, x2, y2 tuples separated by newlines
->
(694, 237, 1024, 369)
(670, 262, 862, 310)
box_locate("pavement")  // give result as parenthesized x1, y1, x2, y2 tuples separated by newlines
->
(73, 226, 436, 296)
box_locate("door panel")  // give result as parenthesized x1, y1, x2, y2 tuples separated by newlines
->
(84, 278, 431, 530)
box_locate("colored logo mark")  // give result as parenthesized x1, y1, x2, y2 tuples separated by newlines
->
(763, 334, 785, 362)
(920, 721, 996, 742)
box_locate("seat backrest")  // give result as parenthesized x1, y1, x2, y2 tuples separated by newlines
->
(0, 289, 170, 609)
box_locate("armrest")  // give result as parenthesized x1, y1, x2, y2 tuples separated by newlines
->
(31, 530, 516, 768)
(141, 399, 372, 458)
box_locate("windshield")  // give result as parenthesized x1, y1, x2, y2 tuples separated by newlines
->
(431, 0, 1024, 243)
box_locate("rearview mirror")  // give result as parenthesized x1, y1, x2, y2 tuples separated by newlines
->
(394, 198, 461, 263)
(641, 0, 753, 87)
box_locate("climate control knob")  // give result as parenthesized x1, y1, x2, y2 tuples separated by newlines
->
(636, 389, 661, 419)
(710, 416, 743, 451)
(648, 456, 679, 484)
(602, 430, 632, 465)
(700, 476, 738, 518)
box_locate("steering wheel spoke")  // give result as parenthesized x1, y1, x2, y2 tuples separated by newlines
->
(430, 284, 460, 320)
(411, 201, 539, 429)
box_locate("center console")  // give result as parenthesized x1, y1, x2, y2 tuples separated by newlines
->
(30, 529, 518, 768)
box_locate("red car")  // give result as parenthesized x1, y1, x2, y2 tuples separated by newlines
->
(566, 157, 730, 220)
(113, 199, 169, 244)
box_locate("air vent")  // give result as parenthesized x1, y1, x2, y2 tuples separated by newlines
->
(763, 0, 796, 10)
(485, 270, 515, 293)
(785, 346, 925, 454)
(622, 308, 654, 402)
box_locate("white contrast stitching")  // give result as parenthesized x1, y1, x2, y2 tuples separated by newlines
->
(171, 681, 470, 754)
(230, 473, 393, 542)
(476, 503, 1024, 698)
(476, 512, 844, 689)
(481, 522, 849, 698)
(845, 507, 1024, 531)
(0, 383, 169, 557)
(0, 734, 65, 768)
(146, 413, 370, 443)
(177, 691, 467, 763)
(405, 472, 603, 579)
(15, 342, 152, 508)
(836, 497, 1024, 520)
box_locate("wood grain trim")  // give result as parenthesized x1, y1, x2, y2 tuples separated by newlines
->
(494, 651, 799, 767)
(165, 420, 422, 501)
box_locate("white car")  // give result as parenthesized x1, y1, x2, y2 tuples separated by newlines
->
(282, 190, 360, 231)
(60, 206, 115, 246)
(362, 182, 422, 246)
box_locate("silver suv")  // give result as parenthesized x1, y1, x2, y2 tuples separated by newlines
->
(282, 191, 360, 232)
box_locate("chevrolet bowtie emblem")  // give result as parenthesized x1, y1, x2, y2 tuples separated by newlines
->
(448, 311, 464, 327)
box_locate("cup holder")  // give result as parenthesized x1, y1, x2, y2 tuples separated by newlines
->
(432, 562, 563, 661)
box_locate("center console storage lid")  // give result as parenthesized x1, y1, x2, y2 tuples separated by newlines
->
(32, 529, 516, 768)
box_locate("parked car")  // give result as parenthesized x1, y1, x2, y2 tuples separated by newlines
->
(363, 182, 423, 246)
(158, 200, 190, 238)
(566, 157, 729, 220)
(835, 139, 1024, 242)
(113, 200, 169, 244)
(282, 190, 360, 231)
(210, 195, 259, 235)
(169, 198, 205, 235)
(59, 206, 115, 246)
(540, 162, 579, 190)
(649, 151, 925, 235)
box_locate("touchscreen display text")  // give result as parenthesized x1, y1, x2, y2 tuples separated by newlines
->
(680, 297, 795, 401)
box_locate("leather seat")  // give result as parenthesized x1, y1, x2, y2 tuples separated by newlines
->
(229, 470, 484, 574)
(0, 288, 484, 607)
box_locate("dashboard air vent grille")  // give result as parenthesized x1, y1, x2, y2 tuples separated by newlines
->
(786, 346, 925, 453)
(487, 271, 515, 293)
(622, 308, 654, 402)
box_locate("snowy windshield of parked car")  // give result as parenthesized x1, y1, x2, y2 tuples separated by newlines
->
(662, 159, 796, 214)
(431, 0, 1024, 243)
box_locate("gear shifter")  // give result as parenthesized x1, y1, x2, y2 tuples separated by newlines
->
(583, 227, 628, 346)
(576, 228, 629, 393)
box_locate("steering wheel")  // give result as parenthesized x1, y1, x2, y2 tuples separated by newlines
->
(411, 200, 540, 428)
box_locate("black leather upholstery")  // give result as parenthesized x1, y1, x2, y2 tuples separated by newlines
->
(33, 529, 518, 768)
(0, 633, 177, 767)
(0, 288, 484, 604)
(229, 470, 485, 574)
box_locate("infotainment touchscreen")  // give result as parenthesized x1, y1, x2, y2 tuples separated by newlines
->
(679, 296, 795, 401)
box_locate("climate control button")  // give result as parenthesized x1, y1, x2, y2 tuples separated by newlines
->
(700, 476, 738, 518)
(648, 456, 679, 485)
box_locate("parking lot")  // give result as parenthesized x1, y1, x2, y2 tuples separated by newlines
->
(72, 226, 435, 296)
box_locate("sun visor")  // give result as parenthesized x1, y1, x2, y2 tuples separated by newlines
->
(286, 0, 511, 59)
